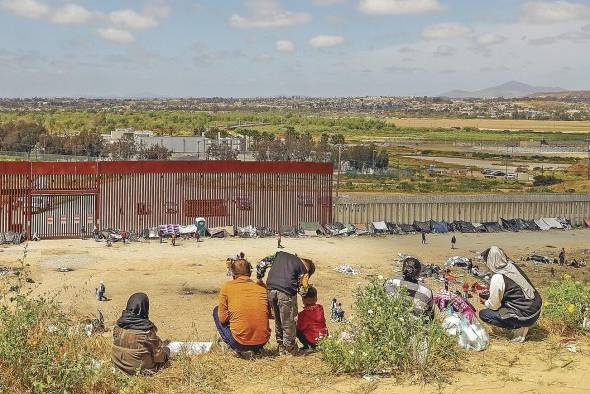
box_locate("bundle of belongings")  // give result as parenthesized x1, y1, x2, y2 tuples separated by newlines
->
(434, 290, 489, 351)
(386, 222, 402, 235)
(526, 254, 552, 264)
(446, 256, 471, 267)
(422, 264, 442, 278)
(0, 231, 25, 245)
(237, 225, 257, 238)
(398, 223, 416, 234)
(334, 265, 359, 275)
(482, 222, 502, 233)
(280, 225, 298, 237)
(209, 226, 234, 238)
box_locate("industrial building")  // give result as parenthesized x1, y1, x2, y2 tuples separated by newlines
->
(0, 161, 333, 239)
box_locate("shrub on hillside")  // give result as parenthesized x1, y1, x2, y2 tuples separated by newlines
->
(543, 277, 590, 333)
(533, 175, 561, 186)
(317, 280, 458, 381)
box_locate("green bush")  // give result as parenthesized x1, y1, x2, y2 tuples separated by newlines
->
(317, 280, 457, 381)
(543, 277, 590, 332)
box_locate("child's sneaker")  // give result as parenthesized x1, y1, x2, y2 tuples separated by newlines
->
(511, 326, 529, 343)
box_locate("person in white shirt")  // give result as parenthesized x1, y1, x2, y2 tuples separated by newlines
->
(478, 246, 542, 342)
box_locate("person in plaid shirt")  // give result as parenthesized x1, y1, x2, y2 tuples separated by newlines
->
(384, 257, 434, 321)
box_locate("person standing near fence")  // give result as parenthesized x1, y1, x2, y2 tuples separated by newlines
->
(451, 235, 456, 249)
(421, 231, 426, 245)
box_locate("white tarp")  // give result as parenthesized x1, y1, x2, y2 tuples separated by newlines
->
(534, 219, 551, 231)
(179, 224, 198, 234)
(371, 221, 388, 231)
(541, 218, 563, 229)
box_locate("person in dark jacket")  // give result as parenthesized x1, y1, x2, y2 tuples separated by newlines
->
(112, 293, 170, 375)
(384, 257, 434, 321)
(479, 246, 542, 343)
(559, 248, 566, 266)
(421, 231, 426, 245)
(256, 251, 315, 355)
(451, 235, 456, 249)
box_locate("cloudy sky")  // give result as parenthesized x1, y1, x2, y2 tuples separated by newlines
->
(1, 0, 589, 97)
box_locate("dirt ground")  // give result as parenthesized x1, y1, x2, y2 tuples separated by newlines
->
(1, 231, 590, 393)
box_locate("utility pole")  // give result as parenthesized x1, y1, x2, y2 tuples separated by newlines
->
(587, 134, 590, 180)
(336, 144, 342, 197)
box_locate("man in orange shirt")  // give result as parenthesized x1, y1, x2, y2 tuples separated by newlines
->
(213, 258, 270, 356)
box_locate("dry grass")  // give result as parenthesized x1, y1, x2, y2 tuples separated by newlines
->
(388, 117, 590, 133)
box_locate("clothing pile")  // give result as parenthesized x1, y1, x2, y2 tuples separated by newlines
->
(334, 265, 359, 275)
(446, 256, 471, 267)
(526, 254, 552, 264)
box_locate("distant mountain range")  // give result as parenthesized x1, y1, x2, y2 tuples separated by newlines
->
(441, 81, 565, 99)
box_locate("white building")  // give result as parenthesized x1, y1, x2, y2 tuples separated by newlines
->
(102, 128, 244, 158)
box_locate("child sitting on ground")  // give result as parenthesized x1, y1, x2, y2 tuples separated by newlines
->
(296, 287, 328, 350)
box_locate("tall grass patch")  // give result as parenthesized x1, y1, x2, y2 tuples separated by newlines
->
(543, 276, 590, 334)
(317, 280, 458, 382)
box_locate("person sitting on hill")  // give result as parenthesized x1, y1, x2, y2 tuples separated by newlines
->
(111, 293, 170, 375)
(214, 258, 271, 357)
(478, 246, 542, 343)
(296, 286, 328, 350)
(384, 257, 434, 321)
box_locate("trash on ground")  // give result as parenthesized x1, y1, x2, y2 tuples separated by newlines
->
(334, 265, 359, 275)
(168, 341, 213, 356)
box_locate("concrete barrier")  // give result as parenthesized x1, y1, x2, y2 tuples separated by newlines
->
(333, 193, 590, 226)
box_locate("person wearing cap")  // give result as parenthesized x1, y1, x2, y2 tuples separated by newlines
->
(213, 258, 271, 356)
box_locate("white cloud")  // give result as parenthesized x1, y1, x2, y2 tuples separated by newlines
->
(97, 28, 135, 44)
(309, 35, 345, 48)
(522, 1, 590, 24)
(0, 0, 49, 19)
(230, 0, 311, 28)
(276, 40, 296, 52)
(358, 0, 444, 15)
(422, 23, 472, 40)
(109, 9, 158, 30)
(474, 33, 506, 46)
(49, 4, 94, 25)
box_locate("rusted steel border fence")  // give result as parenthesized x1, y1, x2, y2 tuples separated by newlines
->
(0, 161, 333, 239)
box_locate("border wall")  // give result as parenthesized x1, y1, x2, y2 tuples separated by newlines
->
(333, 193, 590, 226)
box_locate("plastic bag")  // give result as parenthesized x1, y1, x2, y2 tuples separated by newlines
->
(443, 309, 489, 351)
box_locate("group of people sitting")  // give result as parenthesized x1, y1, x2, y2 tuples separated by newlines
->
(111, 251, 328, 375)
(386, 245, 542, 343)
(110, 246, 542, 375)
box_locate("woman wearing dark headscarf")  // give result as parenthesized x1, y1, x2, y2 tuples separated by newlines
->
(112, 293, 170, 375)
(479, 246, 542, 343)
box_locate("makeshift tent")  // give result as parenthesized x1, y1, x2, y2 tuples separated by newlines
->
(534, 219, 551, 231)
(256, 227, 274, 237)
(523, 220, 540, 231)
(541, 218, 564, 230)
(482, 222, 502, 233)
(353, 223, 369, 235)
(473, 223, 487, 233)
(209, 226, 234, 238)
(501, 218, 520, 232)
(430, 220, 450, 234)
(398, 223, 416, 233)
(280, 225, 298, 236)
(557, 217, 572, 230)
(452, 221, 476, 233)
(300, 222, 325, 236)
(370, 221, 389, 234)
(179, 224, 198, 235)
(413, 221, 432, 233)
(323, 224, 339, 235)
(386, 222, 401, 234)
(159, 224, 180, 235)
(237, 225, 257, 237)
(585, 218, 590, 228)
(0, 232, 24, 245)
